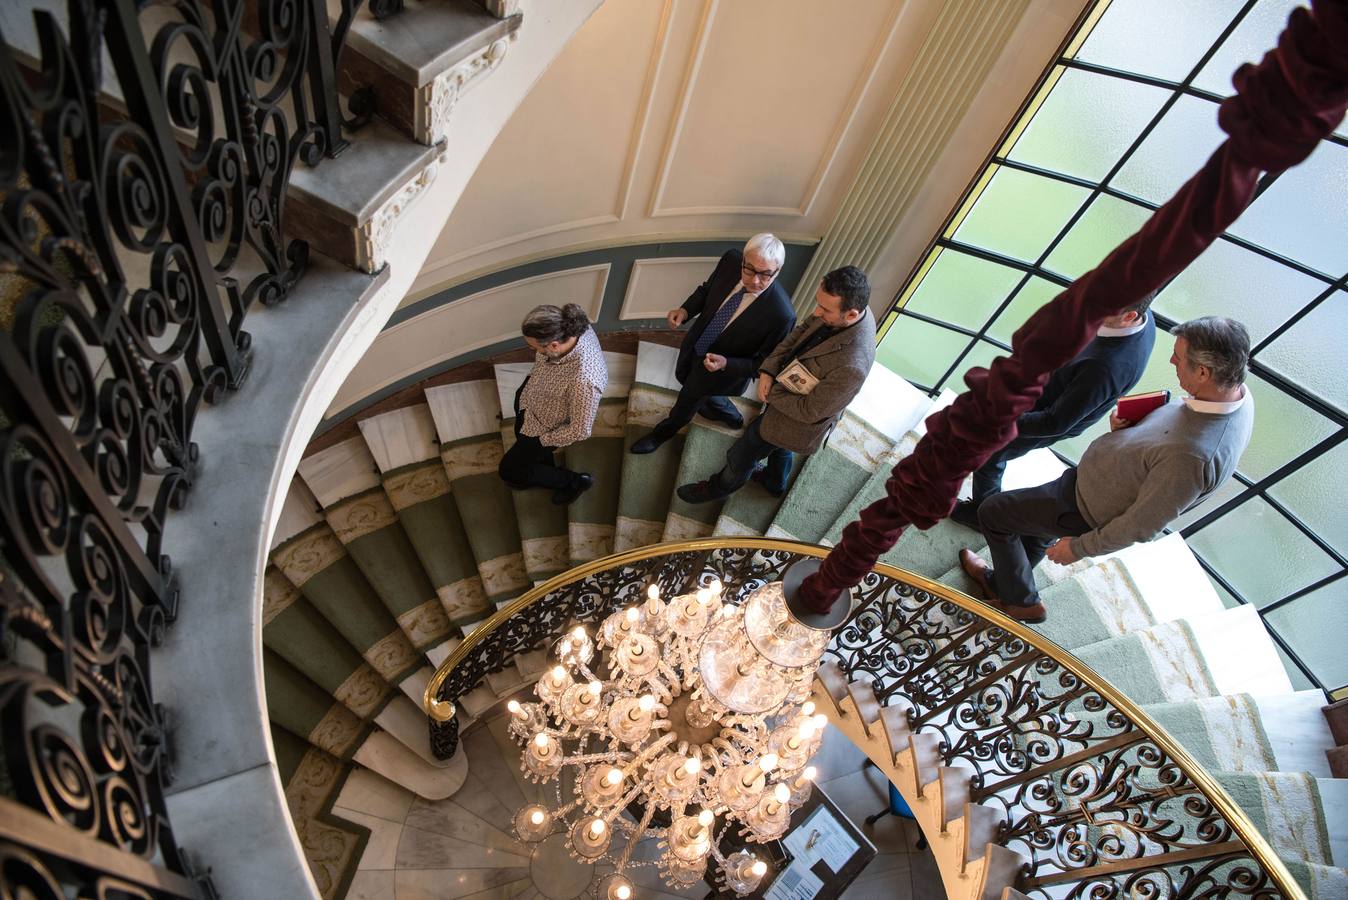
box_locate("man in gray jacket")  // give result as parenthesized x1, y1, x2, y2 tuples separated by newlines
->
(677, 266, 875, 504)
(959, 316, 1255, 623)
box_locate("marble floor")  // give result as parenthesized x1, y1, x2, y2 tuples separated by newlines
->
(334, 704, 947, 900)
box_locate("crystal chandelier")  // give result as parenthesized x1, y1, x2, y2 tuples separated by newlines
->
(502, 560, 844, 898)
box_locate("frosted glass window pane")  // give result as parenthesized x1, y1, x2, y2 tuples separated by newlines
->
(1267, 579, 1348, 690)
(1007, 70, 1171, 183)
(1077, 0, 1241, 82)
(1043, 195, 1152, 280)
(1236, 375, 1337, 481)
(986, 277, 1061, 344)
(1267, 440, 1348, 557)
(1227, 141, 1348, 277)
(953, 168, 1091, 264)
(939, 341, 1006, 392)
(1154, 239, 1323, 345)
(877, 317, 973, 389)
(1193, 0, 1303, 96)
(1187, 496, 1340, 606)
(1172, 477, 1245, 532)
(903, 251, 1023, 331)
(1113, 95, 1226, 205)
(1259, 290, 1348, 414)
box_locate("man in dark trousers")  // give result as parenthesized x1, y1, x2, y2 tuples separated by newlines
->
(949, 292, 1157, 529)
(676, 266, 875, 503)
(959, 316, 1254, 623)
(630, 233, 796, 455)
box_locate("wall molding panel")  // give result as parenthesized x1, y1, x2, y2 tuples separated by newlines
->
(619, 256, 721, 320)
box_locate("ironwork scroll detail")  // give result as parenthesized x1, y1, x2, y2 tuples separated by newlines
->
(1, 0, 361, 895)
(434, 544, 1293, 899)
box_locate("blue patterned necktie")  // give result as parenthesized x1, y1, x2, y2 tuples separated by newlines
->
(693, 288, 747, 356)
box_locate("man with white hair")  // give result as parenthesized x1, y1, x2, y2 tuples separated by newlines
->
(631, 234, 796, 454)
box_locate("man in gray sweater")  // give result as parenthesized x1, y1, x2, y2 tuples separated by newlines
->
(959, 316, 1254, 623)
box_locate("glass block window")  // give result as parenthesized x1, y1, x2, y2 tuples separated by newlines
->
(875, 0, 1348, 693)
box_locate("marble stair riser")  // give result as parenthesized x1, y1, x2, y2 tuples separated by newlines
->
(565, 390, 633, 563)
(272, 726, 364, 900)
(1069, 606, 1291, 706)
(263, 567, 450, 766)
(263, 650, 458, 799)
(359, 404, 497, 628)
(270, 522, 437, 708)
(425, 380, 530, 604)
(662, 403, 761, 541)
(611, 342, 695, 555)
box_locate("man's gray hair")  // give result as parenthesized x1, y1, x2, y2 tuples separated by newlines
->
(1173, 316, 1250, 389)
(743, 233, 785, 269)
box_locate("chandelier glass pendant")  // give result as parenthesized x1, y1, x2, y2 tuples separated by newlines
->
(504, 562, 843, 898)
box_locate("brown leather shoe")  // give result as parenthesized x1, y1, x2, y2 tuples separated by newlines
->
(984, 598, 1048, 624)
(958, 548, 998, 602)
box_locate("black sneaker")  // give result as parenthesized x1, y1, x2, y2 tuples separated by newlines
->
(697, 399, 744, 428)
(950, 499, 983, 530)
(552, 473, 593, 506)
(630, 433, 668, 455)
(676, 480, 730, 504)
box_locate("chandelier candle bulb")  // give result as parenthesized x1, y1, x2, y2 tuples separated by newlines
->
(503, 559, 840, 895)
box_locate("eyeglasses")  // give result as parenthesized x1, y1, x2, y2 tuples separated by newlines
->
(741, 261, 779, 280)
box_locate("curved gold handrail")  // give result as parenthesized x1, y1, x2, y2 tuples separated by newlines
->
(424, 537, 1304, 899)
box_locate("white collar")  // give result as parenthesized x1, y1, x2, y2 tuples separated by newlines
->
(1098, 313, 1149, 338)
(1183, 384, 1250, 414)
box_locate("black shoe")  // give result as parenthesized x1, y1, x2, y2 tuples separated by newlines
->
(950, 499, 983, 530)
(677, 480, 731, 504)
(552, 473, 593, 506)
(630, 433, 668, 455)
(698, 399, 743, 428)
(750, 466, 788, 497)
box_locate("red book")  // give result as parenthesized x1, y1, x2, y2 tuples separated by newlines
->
(1116, 389, 1171, 423)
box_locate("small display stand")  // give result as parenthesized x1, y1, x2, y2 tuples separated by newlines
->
(705, 783, 877, 900)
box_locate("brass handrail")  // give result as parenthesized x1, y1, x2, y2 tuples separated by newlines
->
(424, 537, 1304, 899)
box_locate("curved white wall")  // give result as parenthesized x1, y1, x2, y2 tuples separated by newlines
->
(329, 0, 1088, 421)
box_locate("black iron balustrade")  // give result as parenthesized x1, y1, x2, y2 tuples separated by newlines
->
(426, 538, 1303, 900)
(0, 0, 376, 895)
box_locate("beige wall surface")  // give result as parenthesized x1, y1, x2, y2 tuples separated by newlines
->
(330, 0, 1086, 419)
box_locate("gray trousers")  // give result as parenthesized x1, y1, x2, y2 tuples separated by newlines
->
(977, 469, 1092, 608)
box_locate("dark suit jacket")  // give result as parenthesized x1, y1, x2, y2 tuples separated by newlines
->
(757, 309, 876, 455)
(675, 250, 796, 399)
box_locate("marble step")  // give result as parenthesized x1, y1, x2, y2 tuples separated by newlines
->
(287, 118, 441, 273)
(564, 352, 637, 564)
(424, 380, 529, 607)
(662, 398, 761, 541)
(1073, 691, 1335, 777)
(1211, 772, 1347, 869)
(358, 402, 494, 628)
(494, 363, 571, 582)
(269, 480, 439, 710)
(614, 342, 686, 551)
(298, 438, 461, 663)
(1070, 605, 1292, 706)
(333, 0, 521, 145)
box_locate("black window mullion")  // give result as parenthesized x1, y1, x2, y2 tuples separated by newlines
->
(1179, 429, 1348, 554)
(1250, 270, 1348, 356)
(1259, 568, 1347, 616)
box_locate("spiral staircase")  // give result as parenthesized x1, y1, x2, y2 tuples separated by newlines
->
(265, 339, 1346, 898)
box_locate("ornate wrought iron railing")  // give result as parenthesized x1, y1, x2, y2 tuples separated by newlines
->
(0, 1, 378, 895)
(425, 538, 1304, 900)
